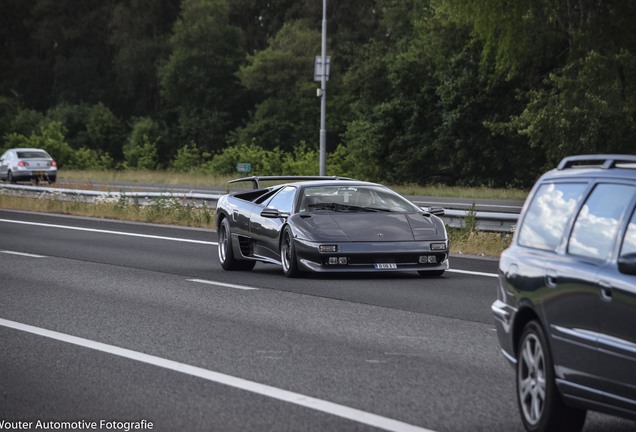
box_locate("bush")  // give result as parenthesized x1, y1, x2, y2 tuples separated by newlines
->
(204, 141, 283, 175)
(70, 147, 113, 170)
(3, 121, 74, 167)
(171, 142, 205, 172)
(123, 117, 160, 169)
(281, 142, 319, 175)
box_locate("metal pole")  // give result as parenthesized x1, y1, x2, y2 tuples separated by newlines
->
(319, 0, 327, 176)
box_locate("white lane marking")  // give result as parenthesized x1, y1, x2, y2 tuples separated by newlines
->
(188, 279, 259, 291)
(0, 219, 217, 245)
(0, 250, 47, 258)
(447, 268, 498, 278)
(0, 318, 436, 432)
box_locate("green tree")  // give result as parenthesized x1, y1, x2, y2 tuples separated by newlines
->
(234, 20, 321, 152)
(171, 142, 204, 172)
(108, 0, 179, 117)
(123, 117, 161, 169)
(507, 51, 636, 169)
(159, 0, 247, 154)
(3, 121, 74, 167)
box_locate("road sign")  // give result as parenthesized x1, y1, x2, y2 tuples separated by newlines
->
(314, 56, 331, 81)
(236, 163, 251, 173)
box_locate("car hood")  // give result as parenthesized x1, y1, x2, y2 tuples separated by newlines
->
(295, 212, 441, 241)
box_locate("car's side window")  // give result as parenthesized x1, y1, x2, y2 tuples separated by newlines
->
(568, 184, 636, 260)
(518, 183, 586, 251)
(619, 208, 636, 257)
(265, 186, 296, 213)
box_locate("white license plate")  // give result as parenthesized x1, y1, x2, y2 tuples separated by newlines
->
(374, 263, 397, 269)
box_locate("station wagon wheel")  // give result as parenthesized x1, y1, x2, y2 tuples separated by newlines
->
(218, 218, 255, 271)
(280, 226, 302, 278)
(517, 321, 586, 432)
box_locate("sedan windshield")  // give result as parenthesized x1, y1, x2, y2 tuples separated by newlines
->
(298, 185, 421, 213)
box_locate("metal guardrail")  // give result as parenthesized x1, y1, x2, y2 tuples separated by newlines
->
(0, 183, 518, 232)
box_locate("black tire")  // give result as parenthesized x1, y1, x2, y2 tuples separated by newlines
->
(8, 171, 15, 184)
(217, 218, 255, 271)
(516, 321, 586, 432)
(280, 226, 303, 278)
(418, 270, 445, 277)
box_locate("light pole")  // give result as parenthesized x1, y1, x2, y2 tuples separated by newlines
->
(319, 0, 327, 176)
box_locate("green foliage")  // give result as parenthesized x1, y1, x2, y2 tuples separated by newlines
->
(234, 20, 322, 151)
(205, 142, 282, 175)
(1, 120, 113, 170)
(2, 0, 636, 189)
(44, 103, 125, 158)
(84, 103, 126, 158)
(159, 0, 246, 153)
(123, 117, 160, 170)
(281, 142, 319, 176)
(8, 109, 47, 137)
(502, 50, 636, 169)
(171, 142, 204, 172)
(3, 121, 74, 167)
(70, 147, 114, 170)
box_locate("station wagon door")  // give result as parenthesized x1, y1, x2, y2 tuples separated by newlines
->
(595, 197, 636, 409)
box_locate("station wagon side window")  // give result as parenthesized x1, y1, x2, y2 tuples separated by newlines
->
(265, 186, 296, 213)
(518, 183, 586, 251)
(620, 208, 636, 257)
(568, 184, 636, 260)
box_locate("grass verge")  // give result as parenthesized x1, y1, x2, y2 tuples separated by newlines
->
(0, 193, 215, 228)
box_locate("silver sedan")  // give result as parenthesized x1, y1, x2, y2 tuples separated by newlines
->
(0, 148, 57, 184)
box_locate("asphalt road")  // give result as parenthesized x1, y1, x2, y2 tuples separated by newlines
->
(0, 209, 633, 432)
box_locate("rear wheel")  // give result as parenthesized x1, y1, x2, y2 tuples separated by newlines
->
(7, 171, 15, 184)
(280, 226, 303, 278)
(217, 218, 255, 271)
(517, 321, 586, 432)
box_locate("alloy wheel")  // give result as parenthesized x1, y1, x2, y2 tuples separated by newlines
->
(218, 224, 228, 263)
(518, 333, 546, 426)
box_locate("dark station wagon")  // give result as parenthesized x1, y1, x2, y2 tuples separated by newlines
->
(492, 155, 636, 432)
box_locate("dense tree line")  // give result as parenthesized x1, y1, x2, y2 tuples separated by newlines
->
(1, 0, 634, 187)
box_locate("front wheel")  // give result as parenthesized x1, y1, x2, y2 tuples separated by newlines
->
(217, 218, 255, 271)
(280, 226, 303, 278)
(517, 321, 586, 432)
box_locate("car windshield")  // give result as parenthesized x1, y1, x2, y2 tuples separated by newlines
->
(298, 185, 421, 213)
(17, 151, 49, 159)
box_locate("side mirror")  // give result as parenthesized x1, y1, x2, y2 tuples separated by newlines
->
(421, 207, 445, 216)
(618, 253, 636, 276)
(260, 208, 289, 219)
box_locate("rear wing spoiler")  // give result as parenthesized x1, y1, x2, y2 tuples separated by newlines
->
(229, 175, 353, 189)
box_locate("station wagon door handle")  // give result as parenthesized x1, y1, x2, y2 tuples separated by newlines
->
(545, 269, 558, 288)
(599, 280, 613, 301)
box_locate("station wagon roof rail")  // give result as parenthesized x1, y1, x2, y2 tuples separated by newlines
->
(228, 175, 354, 189)
(557, 154, 636, 170)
